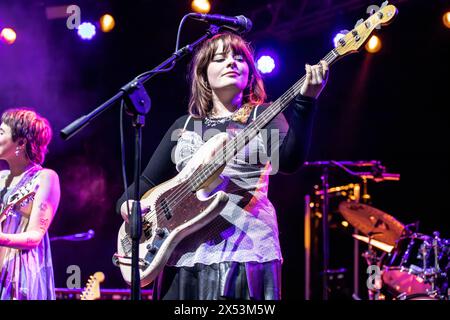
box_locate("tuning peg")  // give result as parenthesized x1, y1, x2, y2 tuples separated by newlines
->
(381, 1, 389, 9)
(366, 4, 379, 16)
(354, 18, 364, 28)
(333, 30, 350, 48)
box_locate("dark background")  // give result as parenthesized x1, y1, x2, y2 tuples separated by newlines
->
(0, 0, 449, 299)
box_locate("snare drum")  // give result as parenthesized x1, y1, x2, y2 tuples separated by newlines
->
(382, 234, 436, 295)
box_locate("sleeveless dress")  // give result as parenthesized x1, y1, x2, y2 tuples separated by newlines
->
(0, 166, 56, 300)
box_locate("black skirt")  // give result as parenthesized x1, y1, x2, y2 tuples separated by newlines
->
(152, 260, 281, 300)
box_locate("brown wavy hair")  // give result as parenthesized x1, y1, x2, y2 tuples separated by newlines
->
(188, 32, 266, 121)
(1, 108, 53, 165)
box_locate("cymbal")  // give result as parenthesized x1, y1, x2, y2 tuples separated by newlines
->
(339, 201, 405, 246)
(352, 234, 394, 253)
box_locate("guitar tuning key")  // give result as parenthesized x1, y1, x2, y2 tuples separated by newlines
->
(381, 1, 389, 9)
(351, 30, 361, 42)
(335, 29, 349, 47)
(355, 18, 364, 28)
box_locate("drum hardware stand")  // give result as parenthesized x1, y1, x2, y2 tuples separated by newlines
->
(353, 178, 367, 301)
(321, 165, 331, 300)
(304, 194, 312, 300)
(421, 232, 446, 298)
(362, 232, 384, 300)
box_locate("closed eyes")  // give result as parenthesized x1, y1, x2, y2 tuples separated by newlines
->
(212, 54, 244, 63)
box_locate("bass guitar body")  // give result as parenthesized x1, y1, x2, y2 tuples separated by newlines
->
(116, 133, 229, 287)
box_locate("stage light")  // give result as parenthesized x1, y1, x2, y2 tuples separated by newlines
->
(100, 14, 115, 32)
(333, 30, 348, 48)
(341, 221, 349, 228)
(256, 55, 276, 74)
(443, 11, 450, 29)
(365, 35, 382, 53)
(191, 0, 211, 14)
(1, 28, 17, 45)
(77, 22, 96, 40)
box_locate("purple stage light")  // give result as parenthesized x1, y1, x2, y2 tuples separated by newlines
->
(256, 55, 276, 74)
(77, 22, 96, 40)
(1, 27, 17, 45)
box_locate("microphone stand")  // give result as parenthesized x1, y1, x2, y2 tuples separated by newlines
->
(60, 25, 221, 300)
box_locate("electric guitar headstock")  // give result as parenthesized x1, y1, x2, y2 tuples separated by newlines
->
(80, 271, 105, 300)
(334, 2, 397, 57)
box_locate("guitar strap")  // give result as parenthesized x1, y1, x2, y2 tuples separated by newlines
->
(182, 115, 192, 131)
(252, 104, 260, 122)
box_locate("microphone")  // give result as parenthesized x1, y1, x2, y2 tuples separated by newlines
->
(71, 229, 95, 241)
(50, 229, 95, 242)
(188, 13, 252, 33)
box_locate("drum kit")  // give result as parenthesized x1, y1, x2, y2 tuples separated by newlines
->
(303, 160, 449, 300)
(339, 201, 449, 300)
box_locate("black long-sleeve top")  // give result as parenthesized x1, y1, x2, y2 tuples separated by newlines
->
(116, 94, 317, 266)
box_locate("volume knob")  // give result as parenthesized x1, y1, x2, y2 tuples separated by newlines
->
(146, 244, 157, 254)
(156, 228, 166, 237)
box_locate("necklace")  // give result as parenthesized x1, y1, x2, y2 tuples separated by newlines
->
(205, 104, 256, 127)
(204, 113, 234, 127)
